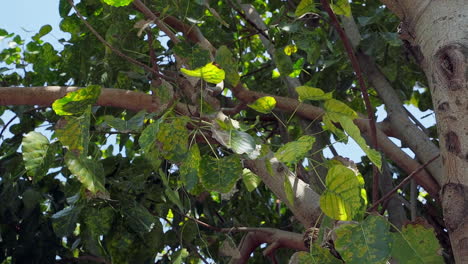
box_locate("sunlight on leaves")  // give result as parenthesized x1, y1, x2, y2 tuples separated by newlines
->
(103, 0, 134, 7)
(52, 85, 101, 116)
(331, 0, 351, 17)
(65, 152, 106, 194)
(295, 0, 318, 17)
(242, 169, 262, 192)
(181, 62, 225, 84)
(248, 96, 276, 114)
(320, 164, 363, 221)
(296, 86, 333, 101)
(275, 135, 315, 164)
(284, 45, 298, 56)
(22, 132, 55, 182)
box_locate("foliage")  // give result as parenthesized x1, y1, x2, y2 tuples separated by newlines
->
(0, 0, 446, 263)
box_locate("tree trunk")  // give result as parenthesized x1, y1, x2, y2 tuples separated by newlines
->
(383, 0, 468, 262)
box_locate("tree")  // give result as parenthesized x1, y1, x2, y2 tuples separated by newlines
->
(0, 0, 466, 263)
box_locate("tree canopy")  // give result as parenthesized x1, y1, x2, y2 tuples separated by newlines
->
(1, 0, 462, 263)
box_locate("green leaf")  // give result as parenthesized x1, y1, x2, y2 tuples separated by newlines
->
(103, 0, 134, 7)
(103, 110, 147, 133)
(139, 121, 161, 152)
(156, 117, 189, 162)
(283, 176, 295, 206)
(172, 248, 189, 264)
(273, 49, 293, 75)
(284, 45, 298, 56)
(320, 164, 363, 221)
(22, 132, 55, 182)
(335, 215, 392, 264)
(296, 244, 343, 263)
(322, 114, 348, 142)
(324, 99, 358, 120)
(123, 202, 157, 234)
(165, 188, 184, 213)
(295, 0, 318, 17)
(180, 144, 201, 191)
(216, 45, 240, 86)
(52, 205, 83, 237)
(275, 135, 315, 164)
(65, 152, 106, 194)
(181, 62, 225, 84)
(55, 112, 90, 155)
(32, 25, 52, 41)
(391, 224, 444, 263)
(242, 168, 261, 192)
(248, 96, 276, 114)
(52, 85, 101, 116)
(296, 86, 333, 101)
(200, 155, 242, 193)
(331, 0, 351, 17)
(83, 206, 115, 237)
(337, 116, 382, 169)
(212, 127, 256, 155)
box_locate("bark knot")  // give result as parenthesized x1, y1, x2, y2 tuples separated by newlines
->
(441, 183, 468, 232)
(435, 43, 468, 91)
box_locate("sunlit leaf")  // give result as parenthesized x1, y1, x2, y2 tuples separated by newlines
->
(331, 0, 351, 17)
(212, 126, 256, 155)
(324, 99, 358, 120)
(338, 116, 382, 169)
(275, 135, 315, 164)
(335, 215, 392, 263)
(248, 96, 276, 114)
(391, 224, 444, 263)
(295, 0, 318, 17)
(242, 168, 261, 192)
(22, 132, 55, 182)
(320, 164, 363, 221)
(216, 45, 240, 86)
(181, 62, 225, 84)
(322, 114, 348, 142)
(52, 85, 101, 116)
(284, 45, 298, 56)
(103, 0, 134, 7)
(65, 152, 106, 194)
(296, 86, 333, 101)
(172, 248, 189, 264)
(200, 155, 242, 193)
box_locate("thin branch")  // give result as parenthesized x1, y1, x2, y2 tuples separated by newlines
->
(320, 0, 380, 205)
(0, 114, 17, 139)
(67, 0, 169, 80)
(368, 154, 440, 212)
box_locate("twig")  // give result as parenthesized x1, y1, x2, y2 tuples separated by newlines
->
(67, 0, 170, 80)
(368, 154, 440, 212)
(0, 114, 17, 139)
(319, 0, 380, 205)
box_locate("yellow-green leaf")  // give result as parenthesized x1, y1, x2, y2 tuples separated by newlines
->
(320, 164, 363, 221)
(242, 168, 261, 192)
(295, 0, 318, 17)
(103, 0, 134, 7)
(324, 99, 358, 120)
(55, 111, 90, 155)
(52, 85, 101, 116)
(331, 0, 351, 17)
(181, 62, 225, 84)
(180, 144, 201, 191)
(322, 114, 348, 142)
(338, 116, 382, 169)
(296, 86, 333, 101)
(248, 96, 276, 114)
(284, 45, 298, 56)
(275, 135, 315, 164)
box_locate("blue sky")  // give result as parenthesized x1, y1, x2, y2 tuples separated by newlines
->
(0, 1, 436, 163)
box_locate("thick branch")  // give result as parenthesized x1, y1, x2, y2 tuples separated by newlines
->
(341, 15, 443, 185)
